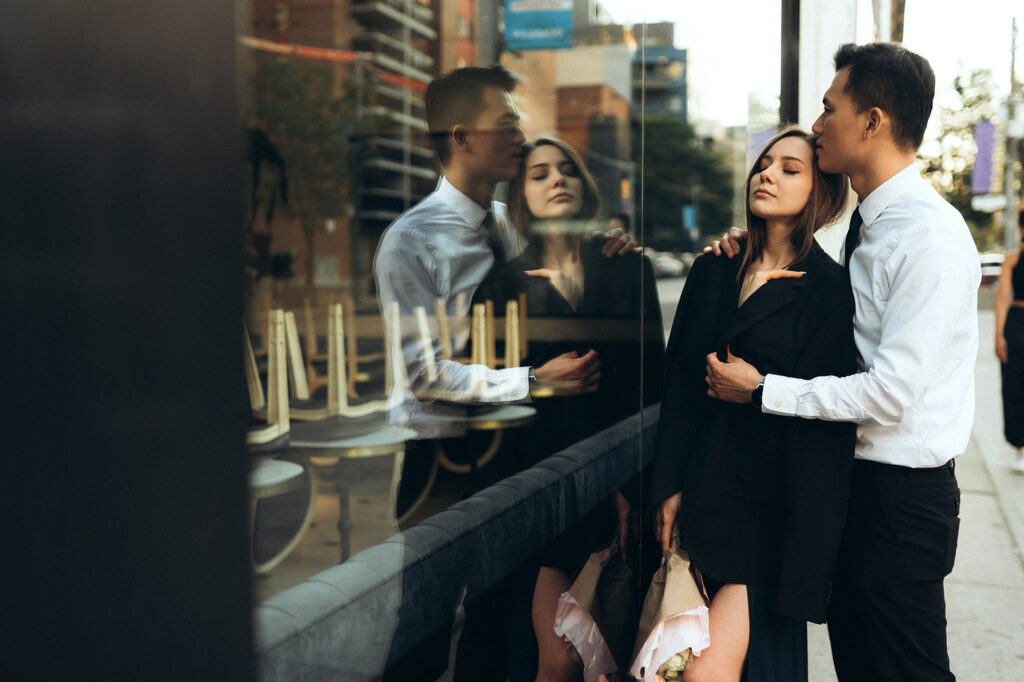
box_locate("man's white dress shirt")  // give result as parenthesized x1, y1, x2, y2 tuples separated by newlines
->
(763, 164, 981, 468)
(374, 177, 529, 437)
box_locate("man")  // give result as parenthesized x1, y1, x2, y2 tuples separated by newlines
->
(373, 65, 633, 681)
(705, 43, 979, 681)
(374, 66, 603, 440)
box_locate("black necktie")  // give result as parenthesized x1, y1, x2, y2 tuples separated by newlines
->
(844, 208, 863, 269)
(481, 211, 505, 265)
(472, 211, 507, 304)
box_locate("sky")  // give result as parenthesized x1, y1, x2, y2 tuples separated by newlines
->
(599, 0, 1021, 133)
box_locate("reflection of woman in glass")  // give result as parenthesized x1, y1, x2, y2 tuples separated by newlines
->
(650, 127, 856, 680)
(506, 138, 664, 680)
(995, 210, 1024, 473)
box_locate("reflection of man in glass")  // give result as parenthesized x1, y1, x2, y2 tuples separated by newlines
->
(374, 66, 601, 438)
(373, 65, 604, 681)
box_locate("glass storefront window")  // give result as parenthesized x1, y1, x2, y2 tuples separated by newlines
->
(243, 2, 774, 679)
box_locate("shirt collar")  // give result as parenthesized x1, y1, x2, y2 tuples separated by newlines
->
(437, 176, 490, 230)
(857, 162, 920, 228)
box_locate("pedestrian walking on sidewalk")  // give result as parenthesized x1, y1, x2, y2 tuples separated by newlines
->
(995, 209, 1024, 473)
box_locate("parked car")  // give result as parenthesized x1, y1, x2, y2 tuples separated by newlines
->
(678, 252, 696, 276)
(646, 249, 686, 278)
(980, 252, 1004, 286)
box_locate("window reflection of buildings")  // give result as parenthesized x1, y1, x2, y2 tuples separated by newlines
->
(250, 0, 441, 305)
(247, 0, 676, 303)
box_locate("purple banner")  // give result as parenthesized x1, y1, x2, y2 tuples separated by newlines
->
(972, 120, 999, 195)
(747, 128, 778, 167)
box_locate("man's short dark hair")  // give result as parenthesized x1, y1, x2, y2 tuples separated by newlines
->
(425, 66, 517, 166)
(834, 43, 935, 151)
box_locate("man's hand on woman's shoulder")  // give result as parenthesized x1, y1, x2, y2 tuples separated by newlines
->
(593, 228, 642, 258)
(703, 227, 747, 258)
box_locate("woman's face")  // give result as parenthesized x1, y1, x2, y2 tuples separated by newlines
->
(748, 136, 815, 224)
(523, 145, 585, 221)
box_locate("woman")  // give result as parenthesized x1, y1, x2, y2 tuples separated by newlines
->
(506, 138, 665, 681)
(650, 127, 857, 680)
(995, 210, 1024, 473)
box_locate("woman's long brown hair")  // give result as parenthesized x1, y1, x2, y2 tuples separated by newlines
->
(506, 138, 601, 263)
(738, 126, 848, 281)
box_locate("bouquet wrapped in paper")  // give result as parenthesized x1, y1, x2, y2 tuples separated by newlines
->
(628, 532, 710, 682)
(552, 540, 636, 682)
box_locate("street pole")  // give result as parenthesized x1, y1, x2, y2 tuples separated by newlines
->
(1005, 18, 1020, 252)
(890, 0, 905, 42)
(780, 0, 800, 125)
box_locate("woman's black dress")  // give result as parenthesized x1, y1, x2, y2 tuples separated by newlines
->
(650, 243, 857, 643)
(516, 239, 665, 571)
(1003, 250, 1024, 447)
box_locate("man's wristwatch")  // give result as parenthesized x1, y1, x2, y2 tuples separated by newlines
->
(751, 376, 765, 408)
(528, 367, 537, 383)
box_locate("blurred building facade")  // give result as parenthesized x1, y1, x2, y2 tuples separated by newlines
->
(631, 22, 688, 126)
(244, 0, 694, 301)
(248, 0, 442, 304)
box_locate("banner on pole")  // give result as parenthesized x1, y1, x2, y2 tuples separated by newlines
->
(971, 120, 1005, 195)
(505, 0, 573, 51)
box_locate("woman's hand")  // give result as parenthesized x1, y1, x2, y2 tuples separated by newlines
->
(654, 493, 681, 558)
(525, 268, 583, 309)
(996, 334, 1009, 363)
(739, 268, 805, 304)
(749, 268, 805, 287)
(525, 267, 560, 280)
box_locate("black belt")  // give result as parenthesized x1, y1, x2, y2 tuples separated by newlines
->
(854, 458, 955, 475)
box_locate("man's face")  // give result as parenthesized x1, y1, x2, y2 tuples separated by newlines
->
(811, 67, 866, 175)
(467, 87, 525, 182)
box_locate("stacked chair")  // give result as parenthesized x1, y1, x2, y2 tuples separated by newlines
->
(411, 296, 537, 475)
(282, 301, 415, 563)
(247, 295, 542, 567)
(245, 309, 316, 574)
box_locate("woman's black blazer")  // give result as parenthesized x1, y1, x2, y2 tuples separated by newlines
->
(649, 243, 857, 624)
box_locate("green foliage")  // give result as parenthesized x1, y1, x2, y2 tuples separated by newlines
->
(247, 54, 355, 284)
(921, 69, 1001, 249)
(632, 115, 734, 251)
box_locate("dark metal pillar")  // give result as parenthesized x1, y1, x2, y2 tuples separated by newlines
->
(781, 0, 801, 125)
(2, 1, 252, 679)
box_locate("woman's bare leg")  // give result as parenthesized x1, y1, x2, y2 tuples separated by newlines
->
(532, 566, 582, 682)
(682, 583, 749, 682)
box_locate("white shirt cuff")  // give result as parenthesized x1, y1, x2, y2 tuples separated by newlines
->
(761, 373, 801, 416)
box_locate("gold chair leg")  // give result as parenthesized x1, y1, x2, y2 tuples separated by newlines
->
(434, 430, 503, 474)
(396, 449, 439, 527)
(251, 463, 319, 575)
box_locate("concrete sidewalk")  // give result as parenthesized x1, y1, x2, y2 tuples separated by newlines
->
(807, 308, 1024, 680)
